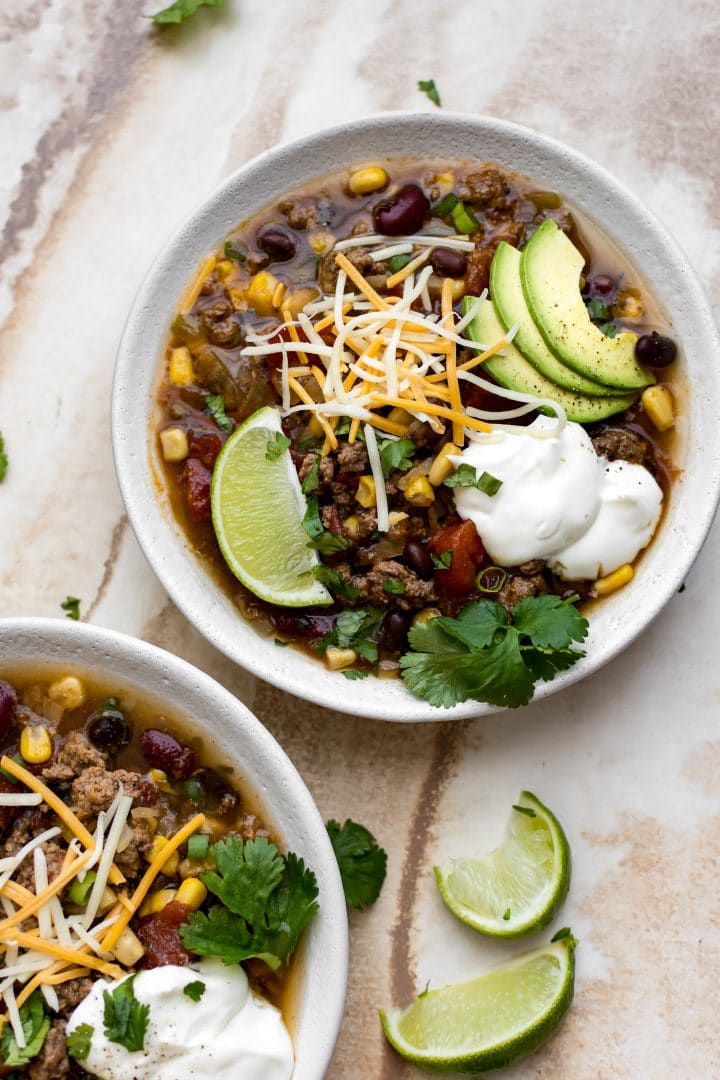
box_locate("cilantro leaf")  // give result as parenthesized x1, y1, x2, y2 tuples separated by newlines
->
(444, 464, 502, 495)
(313, 564, 359, 601)
(400, 595, 588, 709)
(183, 981, 206, 1003)
(342, 669, 369, 680)
(102, 976, 149, 1053)
(180, 837, 319, 971)
(599, 321, 618, 338)
(205, 393, 234, 433)
(302, 496, 324, 540)
(0, 431, 7, 482)
(585, 299, 610, 321)
(265, 431, 291, 461)
(61, 595, 81, 621)
(309, 532, 352, 555)
(383, 577, 406, 596)
(224, 239, 247, 262)
(67, 1023, 94, 1061)
(301, 459, 320, 494)
(431, 550, 453, 570)
(317, 609, 381, 663)
(418, 78, 441, 107)
(378, 438, 416, 478)
(148, 0, 226, 25)
(512, 594, 588, 650)
(0, 992, 50, 1067)
(326, 819, 387, 909)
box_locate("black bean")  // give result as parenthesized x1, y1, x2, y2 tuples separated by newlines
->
(374, 184, 429, 236)
(404, 538, 433, 578)
(380, 610, 411, 652)
(430, 247, 468, 278)
(257, 226, 297, 262)
(0, 682, 17, 740)
(87, 710, 132, 751)
(635, 331, 677, 368)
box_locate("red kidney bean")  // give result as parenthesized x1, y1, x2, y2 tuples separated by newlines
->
(404, 538, 433, 578)
(0, 682, 17, 739)
(140, 729, 196, 780)
(183, 459, 212, 521)
(257, 226, 297, 262)
(588, 274, 616, 297)
(87, 710, 132, 751)
(379, 610, 411, 652)
(430, 247, 468, 278)
(635, 331, 677, 367)
(272, 612, 336, 639)
(374, 184, 429, 236)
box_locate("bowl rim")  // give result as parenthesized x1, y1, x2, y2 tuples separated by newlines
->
(112, 109, 720, 722)
(0, 616, 348, 1079)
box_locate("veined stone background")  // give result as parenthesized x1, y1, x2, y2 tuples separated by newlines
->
(1, 1, 720, 1076)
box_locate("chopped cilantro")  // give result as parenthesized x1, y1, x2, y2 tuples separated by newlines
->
(378, 437, 416, 478)
(585, 299, 610, 321)
(431, 550, 453, 570)
(273, 638, 288, 648)
(309, 531, 352, 555)
(67, 1023, 94, 1061)
(383, 577, 406, 596)
(417, 78, 441, 107)
(0, 992, 50, 1067)
(313, 564, 359, 601)
(301, 459, 320, 494)
(317, 609, 381, 662)
(223, 239, 247, 262)
(0, 432, 7, 482)
(342, 669, 369, 680)
(334, 418, 364, 441)
(599, 321, 618, 338)
(205, 394, 234, 433)
(61, 596, 81, 621)
(326, 819, 387, 909)
(301, 496, 324, 540)
(400, 594, 589, 709)
(102, 976, 149, 1052)
(183, 981, 206, 1003)
(148, 0, 226, 25)
(444, 465, 502, 496)
(265, 431, 291, 461)
(180, 836, 319, 970)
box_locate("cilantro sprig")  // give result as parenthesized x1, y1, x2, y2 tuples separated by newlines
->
(327, 819, 387, 909)
(0, 992, 50, 1067)
(265, 431, 291, 461)
(67, 1023, 94, 1061)
(205, 393, 234, 433)
(102, 976, 149, 1053)
(444, 464, 502, 496)
(302, 495, 351, 555)
(180, 836, 319, 971)
(400, 595, 589, 709)
(317, 609, 382, 663)
(418, 78, 441, 107)
(379, 437, 416, 478)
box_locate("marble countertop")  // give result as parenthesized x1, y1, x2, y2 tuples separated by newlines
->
(2, 1, 720, 1076)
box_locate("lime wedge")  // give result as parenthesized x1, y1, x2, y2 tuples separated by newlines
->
(380, 933, 576, 1074)
(210, 406, 332, 607)
(434, 791, 570, 938)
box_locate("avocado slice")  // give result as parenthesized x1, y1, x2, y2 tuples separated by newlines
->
(520, 219, 653, 390)
(463, 297, 638, 424)
(490, 242, 611, 396)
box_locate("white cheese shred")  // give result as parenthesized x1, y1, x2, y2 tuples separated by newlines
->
(363, 424, 389, 532)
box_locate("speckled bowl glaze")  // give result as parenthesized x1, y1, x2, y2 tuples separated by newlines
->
(0, 618, 348, 1080)
(112, 112, 720, 722)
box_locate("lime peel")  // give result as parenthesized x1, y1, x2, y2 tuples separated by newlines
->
(210, 406, 332, 607)
(434, 790, 570, 938)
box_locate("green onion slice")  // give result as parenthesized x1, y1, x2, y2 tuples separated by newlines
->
(476, 567, 507, 594)
(184, 779, 205, 806)
(478, 471, 502, 496)
(69, 870, 97, 907)
(187, 834, 210, 860)
(451, 201, 480, 234)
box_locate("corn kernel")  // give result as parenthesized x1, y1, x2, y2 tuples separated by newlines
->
(20, 726, 53, 765)
(113, 926, 145, 967)
(308, 231, 335, 255)
(228, 287, 247, 311)
(148, 768, 167, 785)
(159, 427, 189, 463)
(387, 511, 409, 528)
(428, 442, 461, 486)
(356, 475, 376, 508)
(404, 475, 435, 507)
(96, 888, 116, 915)
(271, 279, 287, 310)
(246, 271, 281, 317)
(146, 836, 180, 877)
(641, 385, 675, 432)
(595, 563, 634, 596)
(430, 171, 454, 195)
(325, 647, 357, 671)
(348, 166, 390, 196)
(139, 889, 177, 918)
(286, 287, 318, 319)
(613, 288, 644, 321)
(343, 515, 360, 540)
(412, 607, 442, 627)
(216, 259, 234, 280)
(168, 346, 193, 387)
(388, 407, 413, 425)
(176, 877, 208, 911)
(47, 676, 85, 711)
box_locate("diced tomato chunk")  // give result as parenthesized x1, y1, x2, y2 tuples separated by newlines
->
(183, 459, 212, 521)
(137, 901, 193, 968)
(428, 519, 485, 596)
(186, 426, 226, 469)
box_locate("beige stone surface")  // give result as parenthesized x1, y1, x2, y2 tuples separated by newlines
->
(2, 2, 720, 1076)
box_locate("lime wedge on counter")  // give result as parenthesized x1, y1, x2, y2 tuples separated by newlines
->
(211, 406, 332, 607)
(380, 933, 576, 1074)
(434, 791, 570, 938)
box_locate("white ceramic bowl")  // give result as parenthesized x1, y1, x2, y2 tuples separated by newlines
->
(112, 112, 720, 722)
(0, 618, 348, 1080)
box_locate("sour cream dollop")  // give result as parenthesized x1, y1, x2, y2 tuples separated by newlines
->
(66, 959, 293, 1080)
(451, 417, 663, 580)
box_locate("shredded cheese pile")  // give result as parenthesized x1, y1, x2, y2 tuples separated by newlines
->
(0, 755, 203, 1050)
